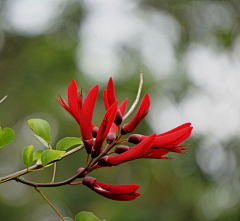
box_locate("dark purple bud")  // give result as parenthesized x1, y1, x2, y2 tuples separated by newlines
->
(92, 126, 99, 138)
(98, 156, 110, 166)
(76, 167, 88, 178)
(128, 134, 143, 144)
(114, 109, 123, 126)
(106, 132, 116, 144)
(82, 138, 94, 154)
(115, 145, 131, 154)
(82, 177, 96, 189)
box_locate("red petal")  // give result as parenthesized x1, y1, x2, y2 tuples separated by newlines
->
(107, 77, 117, 106)
(103, 89, 109, 110)
(96, 191, 140, 201)
(57, 94, 71, 115)
(157, 123, 192, 137)
(68, 80, 81, 124)
(107, 133, 156, 166)
(121, 93, 150, 135)
(148, 127, 193, 149)
(92, 101, 118, 158)
(80, 85, 99, 140)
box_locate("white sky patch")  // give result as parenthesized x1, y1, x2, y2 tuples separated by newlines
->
(77, 0, 181, 81)
(2, 0, 65, 36)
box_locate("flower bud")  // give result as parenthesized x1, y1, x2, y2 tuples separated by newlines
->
(106, 132, 116, 144)
(114, 109, 123, 126)
(91, 126, 99, 138)
(76, 167, 87, 178)
(128, 134, 143, 144)
(115, 145, 130, 154)
(98, 156, 110, 166)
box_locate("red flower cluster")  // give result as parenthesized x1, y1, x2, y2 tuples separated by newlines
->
(58, 77, 193, 201)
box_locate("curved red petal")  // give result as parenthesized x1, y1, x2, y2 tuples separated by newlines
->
(103, 89, 109, 110)
(107, 77, 117, 106)
(80, 85, 99, 140)
(68, 80, 81, 124)
(107, 133, 156, 166)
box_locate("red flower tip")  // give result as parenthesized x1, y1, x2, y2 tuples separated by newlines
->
(91, 101, 118, 158)
(106, 133, 156, 166)
(80, 85, 99, 142)
(121, 93, 150, 135)
(82, 177, 140, 201)
(107, 77, 117, 106)
(103, 89, 109, 110)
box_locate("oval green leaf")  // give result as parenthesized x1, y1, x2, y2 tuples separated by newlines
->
(33, 149, 44, 161)
(22, 145, 34, 168)
(0, 127, 15, 148)
(27, 119, 51, 143)
(75, 211, 101, 221)
(34, 134, 49, 148)
(41, 149, 65, 166)
(63, 218, 74, 221)
(56, 137, 83, 151)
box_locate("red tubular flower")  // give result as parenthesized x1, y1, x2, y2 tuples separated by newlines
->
(91, 101, 118, 158)
(80, 85, 99, 153)
(98, 133, 156, 166)
(128, 123, 193, 153)
(82, 177, 140, 201)
(121, 93, 150, 135)
(57, 79, 82, 124)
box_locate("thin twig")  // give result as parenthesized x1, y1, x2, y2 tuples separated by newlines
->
(0, 95, 8, 104)
(35, 187, 65, 221)
(51, 163, 57, 183)
(123, 71, 143, 121)
(0, 145, 84, 184)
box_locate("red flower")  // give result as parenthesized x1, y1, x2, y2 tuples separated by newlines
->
(98, 133, 156, 166)
(121, 93, 150, 135)
(128, 123, 193, 153)
(57, 79, 82, 124)
(82, 177, 140, 201)
(91, 101, 118, 158)
(80, 85, 99, 153)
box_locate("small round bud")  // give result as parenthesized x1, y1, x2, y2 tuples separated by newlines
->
(106, 132, 116, 144)
(98, 156, 109, 166)
(76, 167, 87, 178)
(92, 126, 99, 138)
(114, 109, 123, 126)
(115, 145, 130, 154)
(128, 134, 143, 144)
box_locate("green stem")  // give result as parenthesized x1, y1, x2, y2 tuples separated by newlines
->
(0, 145, 84, 184)
(35, 187, 65, 221)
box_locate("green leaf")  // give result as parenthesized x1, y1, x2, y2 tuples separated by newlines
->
(63, 218, 74, 221)
(34, 134, 49, 148)
(33, 149, 44, 161)
(0, 127, 15, 148)
(75, 212, 101, 221)
(22, 145, 34, 168)
(56, 137, 83, 151)
(27, 119, 51, 144)
(41, 149, 65, 166)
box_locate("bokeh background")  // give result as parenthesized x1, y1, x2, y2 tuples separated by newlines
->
(1, 0, 240, 220)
